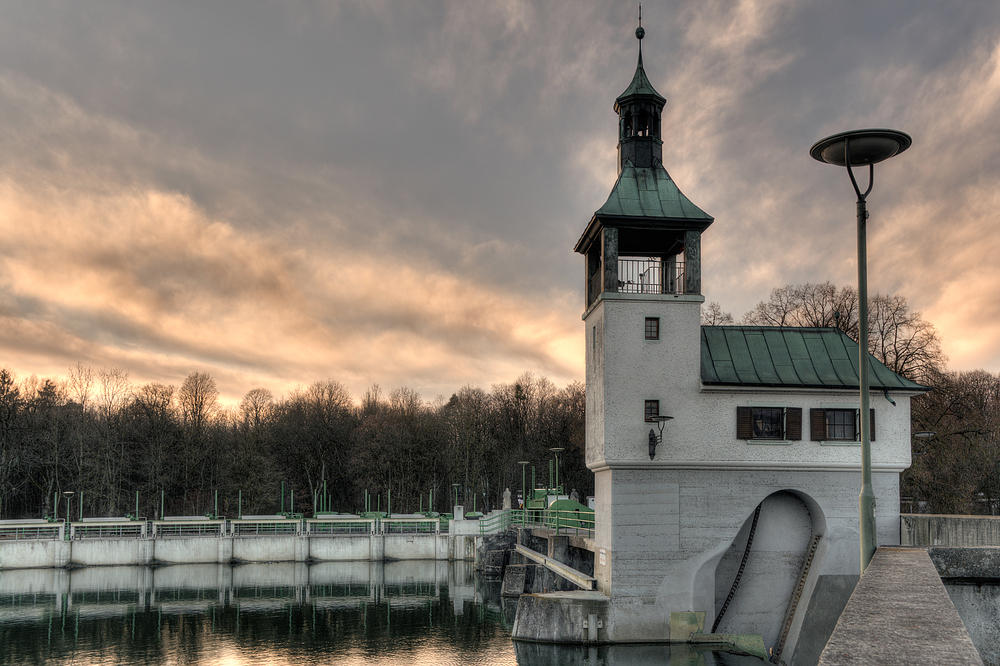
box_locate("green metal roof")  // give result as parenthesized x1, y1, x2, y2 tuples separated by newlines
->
(615, 49, 665, 110)
(595, 163, 713, 222)
(701, 326, 929, 392)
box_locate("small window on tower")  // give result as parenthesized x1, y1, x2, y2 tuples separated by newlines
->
(644, 317, 660, 340)
(644, 400, 660, 422)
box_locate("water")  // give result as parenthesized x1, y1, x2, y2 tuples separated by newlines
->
(0, 561, 764, 665)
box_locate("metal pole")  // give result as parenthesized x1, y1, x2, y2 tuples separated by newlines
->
(281, 481, 285, 514)
(857, 193, 876, 571)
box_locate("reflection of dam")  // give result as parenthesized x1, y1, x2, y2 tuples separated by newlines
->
(0, 560, 482, 622)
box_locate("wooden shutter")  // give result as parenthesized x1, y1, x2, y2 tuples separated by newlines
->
(810, 408, 825, 441)
(736, 406, 753, 439)
(786, 408, 802, 441)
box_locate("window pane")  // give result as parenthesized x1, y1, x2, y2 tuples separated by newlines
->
(645, 317, 659, 340)
(826, 409, 856, 440)
(752, 407, 784, 439)
(645, 400, 659, 421)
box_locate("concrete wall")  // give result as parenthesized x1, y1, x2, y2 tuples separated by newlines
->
(901, 514, 1000, 547)
(0, 533, 477, 570)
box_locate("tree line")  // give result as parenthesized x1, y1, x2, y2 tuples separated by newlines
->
(707, 282, 1000, 515)
(0, 367, 586, 521)
(4, 281, 995, 520)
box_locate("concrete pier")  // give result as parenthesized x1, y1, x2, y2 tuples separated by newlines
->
(819, 547, 983, 666)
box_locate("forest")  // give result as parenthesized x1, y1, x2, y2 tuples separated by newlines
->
(3, 281, 999, 521)
(0, 368, 586, 521)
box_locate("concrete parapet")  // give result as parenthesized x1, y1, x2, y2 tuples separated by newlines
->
(902, 514, 1000, 547)
(927, 546, 1000, 580)
(819, 547, 983, 666)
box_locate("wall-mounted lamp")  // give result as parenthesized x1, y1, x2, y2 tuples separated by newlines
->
(647, 416, 673, 460)
(912, 431, 937, 456)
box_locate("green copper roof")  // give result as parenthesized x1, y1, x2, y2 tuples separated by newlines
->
(701, 326, 929, 392)
(596, 163, 712, 222)
(615, 49, 665, 110)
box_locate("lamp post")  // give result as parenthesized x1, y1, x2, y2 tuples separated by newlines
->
(62, 491, 74, 540)
(810, 129, 911, 572)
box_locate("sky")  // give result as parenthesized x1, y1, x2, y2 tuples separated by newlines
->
(2, 0, 1000, 406)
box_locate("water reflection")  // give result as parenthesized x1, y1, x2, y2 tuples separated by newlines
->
(0, 562, 762, 665)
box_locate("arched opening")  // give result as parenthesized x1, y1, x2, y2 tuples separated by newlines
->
(712, 491, 824, 657)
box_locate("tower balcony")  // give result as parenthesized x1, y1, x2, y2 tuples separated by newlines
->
(589, 257, 687, 305)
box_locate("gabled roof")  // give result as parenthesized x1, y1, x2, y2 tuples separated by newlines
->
(701, 326, 929, 392)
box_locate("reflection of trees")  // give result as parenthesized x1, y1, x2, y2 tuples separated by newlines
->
(0, 364, 589, 519)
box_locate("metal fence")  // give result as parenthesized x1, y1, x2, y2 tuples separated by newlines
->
(0, 520, 62, 541)
(72, 520, 146, 539)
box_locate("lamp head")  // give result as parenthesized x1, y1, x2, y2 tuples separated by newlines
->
(810, 129, 911, 167)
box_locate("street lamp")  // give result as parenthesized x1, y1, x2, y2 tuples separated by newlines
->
(62, 491, 74, 540)
(810, 128, 911, 572)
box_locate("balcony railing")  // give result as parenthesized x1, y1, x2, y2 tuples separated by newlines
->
(589, 259, 687, 304)
(618, 258, 685, 294)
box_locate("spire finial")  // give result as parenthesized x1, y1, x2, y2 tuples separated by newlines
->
(636, 4, 645, 41)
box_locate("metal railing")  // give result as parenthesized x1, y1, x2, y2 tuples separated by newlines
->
(231, 518, 301, 537)
(151, 520, 226, 538)
(304, 517, 375, 535)
(0, 520, 62, 541)
(618, 258, 685, 295)
(383, 518, 439, 534)
(72, 520, 146, 539)
(588, 259, 687, 303)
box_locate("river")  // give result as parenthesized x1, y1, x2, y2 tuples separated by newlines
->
(0, 561, 766, 665)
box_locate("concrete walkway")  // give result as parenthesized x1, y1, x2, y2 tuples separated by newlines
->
(819, 546, 983, 665)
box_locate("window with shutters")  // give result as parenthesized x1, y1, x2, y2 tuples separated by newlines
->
(810, 408, 876, 442)
(736, 406, 802, 441)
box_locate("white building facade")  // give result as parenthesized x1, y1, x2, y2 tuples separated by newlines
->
(571, 26, 926, 662)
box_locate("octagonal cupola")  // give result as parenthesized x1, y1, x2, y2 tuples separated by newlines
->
(615, 25, 666, 173)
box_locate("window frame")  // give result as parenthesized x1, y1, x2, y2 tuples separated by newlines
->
(644, 317, 660, 340)
(644, 400, 660, 422)
(810, 407, 876, 442)
(736, 406, 802, 441)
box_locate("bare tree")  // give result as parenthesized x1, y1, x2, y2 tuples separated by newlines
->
(741, 282, 944, 383)
(701, 302, 734, 325)
(179, 372, 219, 435)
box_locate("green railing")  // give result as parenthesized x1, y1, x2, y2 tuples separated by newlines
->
(544, 509, 595, 536)
(305, 518, 375, 535)
(0, 520, 62, 541)
(72, 520, 146, 539)
(383, 518, 438, 534)
(151, 519, 226, 538)
(231, 518, 300, 536)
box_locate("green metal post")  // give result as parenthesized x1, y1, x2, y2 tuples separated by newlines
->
(79, 491, 83, 521)
(388, 489, 391, 517)
(281, 481, 285, 514)
(136, 491, 139, 519)
(290, 488, 294, 516)
(214, 490, 218, 519)
(857, 195, 876, 572)
(239, 490, 242, 519)
(161, 490, 165, 521)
